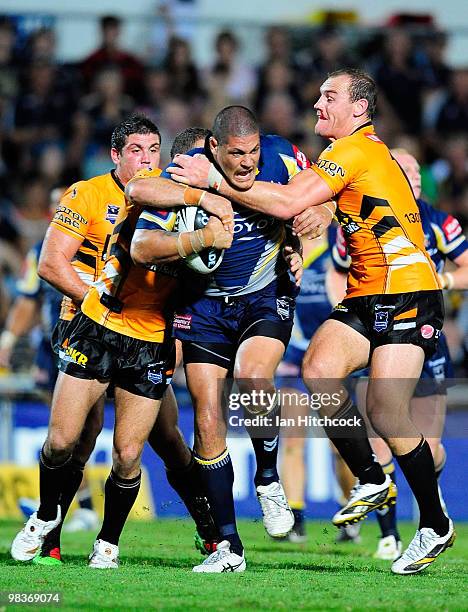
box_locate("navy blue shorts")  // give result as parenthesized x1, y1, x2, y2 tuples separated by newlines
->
(174, 278, 297, 367)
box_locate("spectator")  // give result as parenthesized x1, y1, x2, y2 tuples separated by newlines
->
(71, 66, 134, 177)
(435, 68, 468, 135)
(81, 15, 145, 100)
(163, 36, 203, 102)
(373, 28, 424, 134)
(204, 29, 256, 107)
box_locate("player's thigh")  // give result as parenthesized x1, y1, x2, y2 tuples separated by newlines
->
(368, 343, 425, 411)
(235, 335, 285, 379)
(48, 371, 108, 445)
(153, 385, 179, 433)
(113, 387, 161, 454)
(302, 319, 370, 380)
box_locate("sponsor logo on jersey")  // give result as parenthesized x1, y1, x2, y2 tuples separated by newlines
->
(173, 314, 192, 330)
(106, 204, 120, 224)
(442, 216, 462, 242)
(316, 159, 345, 178)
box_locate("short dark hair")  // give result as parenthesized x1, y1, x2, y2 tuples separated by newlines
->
(170, 127, 211, 158)
(328, 68, 377, 119)
(212, 106, 259, 145)
(111, 114, 160, 153)
(101, 15, 121, 30)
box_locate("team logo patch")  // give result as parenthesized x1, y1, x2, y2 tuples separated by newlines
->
(148, 370, 163, 385)
(421, 324, 435, 339)
(373, 310, 389, 332)
(173, 314, 192, 330)
(276, 298, 291, 321)
(106, 204, 120, 224)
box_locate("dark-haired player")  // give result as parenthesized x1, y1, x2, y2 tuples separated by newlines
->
(11, 115, 231, 568)
(167, 70, 455, 574)
(128, 108, 323, 572)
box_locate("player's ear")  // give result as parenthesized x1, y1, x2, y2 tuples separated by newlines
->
(209, 136, 218, 157)
(354, 98, 369, 118)
(110, 147, 120, 164)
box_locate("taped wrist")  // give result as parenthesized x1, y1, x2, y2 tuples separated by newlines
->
(183, 186, 206, 206)
(189, 229, 206, 253)
(208, 164, 224, 191)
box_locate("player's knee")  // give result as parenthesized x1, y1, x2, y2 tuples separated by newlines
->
(234, 361, 270, 380)
(113, 443, 143, 473)
(301, 354, 327, 381)
(46, 431, 76, 458)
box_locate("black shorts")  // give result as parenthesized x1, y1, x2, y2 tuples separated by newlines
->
(57, 312, 175, 400)
(328, 290, 444, 359)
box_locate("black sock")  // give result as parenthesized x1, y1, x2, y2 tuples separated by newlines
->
(166, 454, 218, 541)
(292, 508, 304, 526)
(42, 459, 85, 554)
(246, 400, 280, 487)
(77, 486, 94, 510)
(376, 460, 400, 540)
(37, 448, 72, 521)
(194, 449, 243, 555)
(97, 470, 141, 546)
(395, 438, 449, 535)
(324, 399, 385, 485)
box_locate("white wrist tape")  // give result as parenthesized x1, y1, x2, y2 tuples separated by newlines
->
(208, 164, 224, 191)
(0, 330, 17, 350)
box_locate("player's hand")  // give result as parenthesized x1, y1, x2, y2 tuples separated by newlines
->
(168, 154, 211, 188)
(292, 202, 335, 239)
(283, 245, 303, 287)
(201, 193, 233, 232)
(204, 216, 233, 250)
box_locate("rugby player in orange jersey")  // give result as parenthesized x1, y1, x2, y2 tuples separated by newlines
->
(11, 116, 232, 567)
(167, 69, 455, 575)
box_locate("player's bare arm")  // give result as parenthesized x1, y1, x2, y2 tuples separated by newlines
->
(131, 216, 233, 266)
(440, 249, 468, 290)
(125, 175, 234, 232)
(168, 154, 334, 235)
(38, 226, 88, 304)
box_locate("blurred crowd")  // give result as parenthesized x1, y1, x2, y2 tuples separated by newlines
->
(0, 13, 467, 374)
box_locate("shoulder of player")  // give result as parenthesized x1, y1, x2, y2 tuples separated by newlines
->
(260, 133, 294, 157)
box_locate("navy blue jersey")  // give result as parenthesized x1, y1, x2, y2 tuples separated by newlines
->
(137, 134, 310, 297)
(16, 241, 62, 340)
(288, 226, 336, 354)
(333, 199, 468, 275)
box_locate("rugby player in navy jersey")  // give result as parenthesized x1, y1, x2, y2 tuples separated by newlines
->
(329, 148, 468, 561)
(128, 106, 327, 572)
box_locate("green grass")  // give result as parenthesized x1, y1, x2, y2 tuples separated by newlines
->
(0, 518, 466, 611)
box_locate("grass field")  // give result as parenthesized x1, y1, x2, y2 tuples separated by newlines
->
(0, 518, 466, 611)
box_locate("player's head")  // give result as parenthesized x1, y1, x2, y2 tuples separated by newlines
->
(170, 127, 211, 158)
(111, 114, 161, 184)
(314, 68, 377, 140)
(391, 148, 421, 199)
(209, 105, 260, 190)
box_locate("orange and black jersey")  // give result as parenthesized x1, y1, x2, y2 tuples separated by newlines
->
(81, 168, 178, 342)
(312, 123, 440, 298)
(50, 171, 125, 320)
